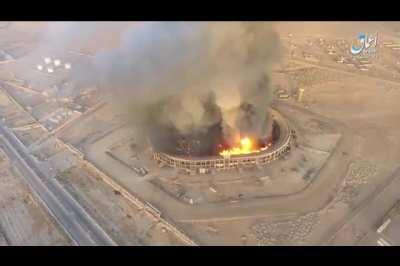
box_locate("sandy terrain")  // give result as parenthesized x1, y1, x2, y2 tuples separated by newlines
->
(2, 22, 400, 245)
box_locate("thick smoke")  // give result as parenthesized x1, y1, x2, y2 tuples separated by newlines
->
(80, 22, 282, 151)
(40, 22, 282, 153)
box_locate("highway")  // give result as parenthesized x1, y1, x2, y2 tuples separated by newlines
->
(0, 121, 117, 246)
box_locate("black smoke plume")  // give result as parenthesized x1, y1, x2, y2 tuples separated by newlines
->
(42, 22, 282, 155)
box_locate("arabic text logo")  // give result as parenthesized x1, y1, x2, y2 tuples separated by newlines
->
(350, 33, 378, 57)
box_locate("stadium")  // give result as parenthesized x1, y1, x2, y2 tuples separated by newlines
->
(152, 108, 293, 174)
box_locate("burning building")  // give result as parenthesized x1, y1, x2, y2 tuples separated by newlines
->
(58, 22, 290, 173)
(152, 108, 292, 174)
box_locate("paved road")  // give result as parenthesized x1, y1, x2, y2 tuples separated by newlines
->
(325, 165, 400, 245)
(0, 122, 117, 246)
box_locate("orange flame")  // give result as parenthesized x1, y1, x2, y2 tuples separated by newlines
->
(219, 137, 261, 156)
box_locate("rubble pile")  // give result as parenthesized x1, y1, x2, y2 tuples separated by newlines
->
(346, 160, 377, 186)
(334, 160, 377, 205)
(251, 212, 320, 245)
